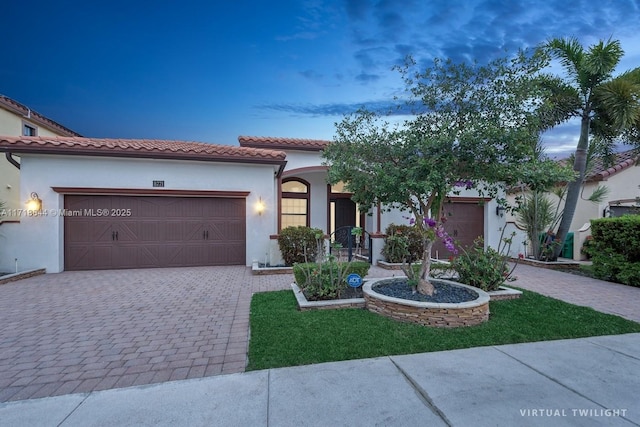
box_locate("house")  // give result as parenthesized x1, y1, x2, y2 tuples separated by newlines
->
(0, 135, 508, 273)
(238, 136, 507, 263)
(0, 95, 81, 214)
(506, 149, 639, 260)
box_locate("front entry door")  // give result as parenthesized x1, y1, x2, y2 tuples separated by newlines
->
(331, 198, 357, 247)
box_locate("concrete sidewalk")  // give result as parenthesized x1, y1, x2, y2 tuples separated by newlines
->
(2, 333, 639, 426)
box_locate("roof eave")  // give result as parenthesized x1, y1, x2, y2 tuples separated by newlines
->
(0, 146, 287, 166)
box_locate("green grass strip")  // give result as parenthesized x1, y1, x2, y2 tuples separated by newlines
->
(247, 288, 640, 371)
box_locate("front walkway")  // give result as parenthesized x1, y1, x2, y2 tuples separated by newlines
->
(0, 263, 637, 403)
(508, 264, 640, 323)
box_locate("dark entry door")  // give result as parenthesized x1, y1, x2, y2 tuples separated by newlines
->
(332, 198, 356, 247)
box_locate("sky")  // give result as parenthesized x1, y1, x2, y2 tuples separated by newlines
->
(2, 0, 640, 157)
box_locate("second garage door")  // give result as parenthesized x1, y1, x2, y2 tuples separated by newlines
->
(431, 201, 484, 260)
(64, 195, 246, 270)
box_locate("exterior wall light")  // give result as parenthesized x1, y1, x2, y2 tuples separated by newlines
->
(256, 197, 266, 215)
(26, 192, 42, 212)
(495, 205, 506, 217)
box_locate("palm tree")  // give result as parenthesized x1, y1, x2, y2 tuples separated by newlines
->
(544, 37, 640, 260)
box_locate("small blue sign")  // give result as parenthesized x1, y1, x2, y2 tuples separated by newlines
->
(347, 273, 363, 288)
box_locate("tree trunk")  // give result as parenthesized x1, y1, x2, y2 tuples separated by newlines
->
(553, 112, 591, 260)
(416, 239, 435, 295)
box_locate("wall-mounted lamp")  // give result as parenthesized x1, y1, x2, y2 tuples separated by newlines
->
(495, 205, 506, 217)
(26, 192, 42, 212)
(256, 197, 266, 216)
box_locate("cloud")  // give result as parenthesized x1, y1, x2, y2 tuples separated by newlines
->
(345, 0, 370, 21)
(299, 70, 324, 80)
(257, 99, 416, 117)
(355, 72, 381, 82)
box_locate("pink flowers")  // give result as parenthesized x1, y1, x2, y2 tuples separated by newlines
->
(406, 216, 458, 254)
(454, 179, 474, 190)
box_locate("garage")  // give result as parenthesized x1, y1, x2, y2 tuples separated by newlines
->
(432, 199, 485, 259)
(64, 195, 246, 270)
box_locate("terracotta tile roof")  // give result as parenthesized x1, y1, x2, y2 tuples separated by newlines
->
(587, 149, 638, 181)
(0, 95, 81, 137)
(0, 136, 287, 165)
(238, 136, 331, 151)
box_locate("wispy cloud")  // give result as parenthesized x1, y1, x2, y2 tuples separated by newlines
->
(257, 99, 417, 117)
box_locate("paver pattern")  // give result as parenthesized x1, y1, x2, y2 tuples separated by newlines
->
(0, 263, 637, 403)
(0, 266, 289, 402)
(509, 264, 640, 323)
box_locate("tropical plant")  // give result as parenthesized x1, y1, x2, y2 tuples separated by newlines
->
(293, 260, 370, 300)
(542, 37, 640, 260)
(452, 232, 517, 292)
(324, 50, 570, 295)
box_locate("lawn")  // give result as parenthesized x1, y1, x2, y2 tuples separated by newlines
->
(247, 288, 640, 371)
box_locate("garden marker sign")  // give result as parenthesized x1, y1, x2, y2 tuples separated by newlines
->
(347, 273, 363, 288)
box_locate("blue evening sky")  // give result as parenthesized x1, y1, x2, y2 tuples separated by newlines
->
(2, 0, 639, 157)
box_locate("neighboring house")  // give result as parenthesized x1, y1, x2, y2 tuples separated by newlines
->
(0, 95, 80, 214)
(0, 135, 508, 273)
(506, 149, 640, 260)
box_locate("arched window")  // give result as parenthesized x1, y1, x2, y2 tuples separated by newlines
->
(281, 178, 310, 229)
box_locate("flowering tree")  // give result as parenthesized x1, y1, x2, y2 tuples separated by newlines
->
(323, 51, 571, 295)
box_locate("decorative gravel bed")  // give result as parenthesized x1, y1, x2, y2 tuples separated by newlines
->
(373, 278, 478, 303)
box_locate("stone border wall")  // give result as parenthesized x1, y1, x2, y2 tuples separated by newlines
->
(291, 283, 365, 311)
(364, 294, 489, 327)
(363, 278, 490, 328)
(0, 269, 46, 286)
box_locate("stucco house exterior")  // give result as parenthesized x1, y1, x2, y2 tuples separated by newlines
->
(0, 134, 508, 273)
(506, 149, 639, 260)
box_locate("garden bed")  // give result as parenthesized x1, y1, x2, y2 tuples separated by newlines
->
(0, 268, 46, 285)
(251, 262, 293, 275)
(291, 283, 365, 311)
(514, 257, 581, 270)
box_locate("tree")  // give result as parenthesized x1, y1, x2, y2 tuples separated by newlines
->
(543, 37, 640, 260)
(323, 51, 570, 295)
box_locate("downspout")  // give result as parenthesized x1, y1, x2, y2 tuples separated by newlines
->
(5, 153, 20, 169)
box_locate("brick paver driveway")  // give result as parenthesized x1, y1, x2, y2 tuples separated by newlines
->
(0, 266, 290, 402)
(1, 263, 638, 403)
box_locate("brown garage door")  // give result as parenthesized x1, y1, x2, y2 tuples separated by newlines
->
(431, 201, 484, 260)
(64, 195, 245, 270)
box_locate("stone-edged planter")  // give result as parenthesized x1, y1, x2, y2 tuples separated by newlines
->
(251, 262, 293, 275)
(291, 283, 365, 311)
(487, 286, 522, 301)
(363, 277, 490, 328)
(376, 260, 418, 270)
(0, 268, 46, 285)
(514, 258, 581, 270)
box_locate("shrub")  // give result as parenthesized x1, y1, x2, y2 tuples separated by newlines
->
(429, 262, 456, 279)
(580, 235, 595, 259)
(277, 226, 325, 266)
(451, 237, 514, 292)
(591, 216, 640, 286)
(293, 261, 370, 300)
(382, 224, 425, 263)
